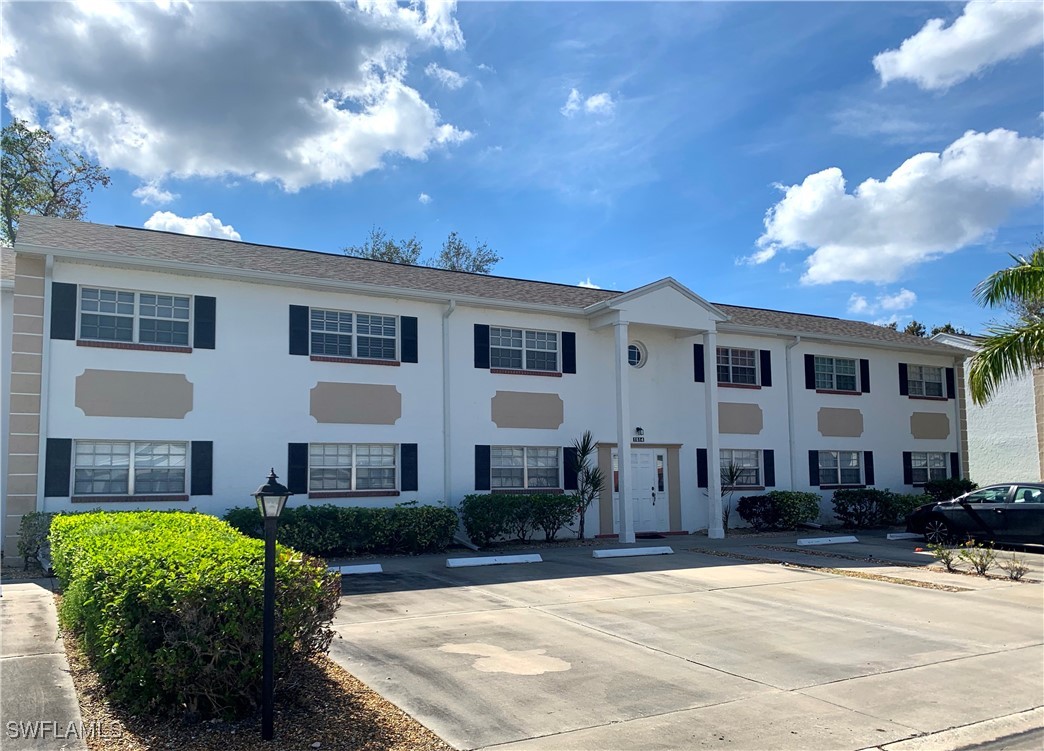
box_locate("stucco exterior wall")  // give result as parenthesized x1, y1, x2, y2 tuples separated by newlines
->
(965, 368, 1040, 485)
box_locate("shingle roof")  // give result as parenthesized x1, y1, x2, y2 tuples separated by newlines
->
(15, 215, 967, 355)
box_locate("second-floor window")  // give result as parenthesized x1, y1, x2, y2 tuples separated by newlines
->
(907, 365, 944, 397)
(80, 287, 190, 346)
(815, 356, 857, 391)
(490, 327, 558, 372)
(310, 309, 397, 360)
(717, 348, 757, 385)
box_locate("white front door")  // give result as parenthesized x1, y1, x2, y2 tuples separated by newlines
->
(612, 449, 669, 533)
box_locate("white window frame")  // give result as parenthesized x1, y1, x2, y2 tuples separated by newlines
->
(907, 365, 944, 398)
(489, 327, 559, 372)
(910, 451, 948, 484)
(309, 309, 398, 361)
(490, 446, 561, 489)
(717, 347, 758, 385)
(818, 450, 862, 486)
(308, 443, 398, 493)
(78, 286, 192, 347)
(73, 440, 187, 496)
(814, 356, 858, 391)
(720, 449, 761, 487)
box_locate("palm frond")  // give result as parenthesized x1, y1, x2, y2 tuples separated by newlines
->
(973, 249, 1044, 309)
(968, 319, 1044, 405)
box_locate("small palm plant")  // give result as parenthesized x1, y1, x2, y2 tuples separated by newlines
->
(720, 462, 744, 535)
(570, 430, 604, 539)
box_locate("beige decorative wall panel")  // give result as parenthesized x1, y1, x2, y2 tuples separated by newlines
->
(491, 391, 564, 429)
(910, 412, 951, 440)
(718, 402, 763, 435)
(75, 370, 194, 419)
(310, 382, 401, 424)
(818, 408, 864, 437)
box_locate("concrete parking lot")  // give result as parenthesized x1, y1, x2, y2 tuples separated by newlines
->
(328, 535, 1044, 751)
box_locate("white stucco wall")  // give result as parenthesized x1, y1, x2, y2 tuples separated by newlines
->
(965, 369, 1039, 485)
(1, 282, 13, 552)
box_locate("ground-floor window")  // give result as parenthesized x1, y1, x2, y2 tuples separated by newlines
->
(309, 443, 396, 492)
(819, 450, 861, 486)
(720, 449, 760, 487)
(74, 440, 186, 495)
(910, 451, 948, 484)
(491, 446, 560, 489)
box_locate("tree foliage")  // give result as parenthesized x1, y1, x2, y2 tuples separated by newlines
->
(903, 320, 927, 337)
(930, 322, 970, 336)
(570, 430, 604, 540)
(1, 119, 110, 245)
(343, 225, 501, 274)
(969, 245, 1044, 405)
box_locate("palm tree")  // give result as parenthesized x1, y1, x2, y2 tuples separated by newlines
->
(969, 246, 1044, 405)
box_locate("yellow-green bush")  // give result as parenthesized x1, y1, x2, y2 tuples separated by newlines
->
(51, 511, 340, 719)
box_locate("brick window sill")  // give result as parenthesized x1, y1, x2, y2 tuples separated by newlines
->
(309, 356, 400, 367)
(77, 340, 192, 354)
(718, 383, 762, 390)
(816, 389, 862, 396)
(818, 484, 868, 490)
(907, 395, 948, 401)
(491, 488, 565, 495)
(490, 368, 563, 378)
(72, 494, 189, 503)
(307, 490, 400, 499)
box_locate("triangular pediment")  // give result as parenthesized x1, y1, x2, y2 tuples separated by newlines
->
(585, 278, 727, 332)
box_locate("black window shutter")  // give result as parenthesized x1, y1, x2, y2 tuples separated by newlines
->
(400, 316, 418, 363)
(193, 296, 216, 350)
(287, 443, 308, 494)
(475, 445, 491, 490)
(759, 350, 772, 387)
(860, 359, 871, 393)
(898, 363, 909, 396)
(808, 450, 820, 486)
(44, 438, 72, 497)
(190, 441, 213, 495)
(693, 343, 705, 383)
(289, 305, 310, 356)
(950, 452, 960, 479)
(50, 282, 77, 340)
(696, 448, 708, 488)
(945, 367, 956, 399)
(562, 332, 576, 374)
(400, 444, 418, 491)
(864, 451, 875, 485)
(763, 449, 775, 487)
(474, 324, 490, 369)
(563, 446, 579, 490)
(902, 452, 913, 485)
(804, 354, 816, 390)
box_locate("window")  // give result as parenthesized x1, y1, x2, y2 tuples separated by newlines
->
(910, 451, 948, 484)
(309, 443, 396, 492)
(908, 365, 944, 397)
(491, 446, 560, 489)
(720, 449, 760, 486)
(73, 441, 186, 495)
(628, 343, 645, 368)
(489, 327, 558, 372)
(818, 450, 862, 486)
(80, 287, 190, 346)
(310, 309, 396, 360)
(717, 348, 757, 385)
(1014, 486, 1042, 504)
(815, 356, 857, 391)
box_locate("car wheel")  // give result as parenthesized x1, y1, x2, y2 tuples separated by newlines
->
(923, 517, 952, 544)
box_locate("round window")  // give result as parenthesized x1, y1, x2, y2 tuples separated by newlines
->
(628, 342, 646, 368)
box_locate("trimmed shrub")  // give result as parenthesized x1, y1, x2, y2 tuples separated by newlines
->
(883, 493, 927, 525)
(459, 494, 508, 548)
(924, 478, 977, 502)
(459, 493, 575, 547)
(503, 496, 536, 543)
(51, 511, 339, 720)
(531, 494, 578, 541)
(17, 511, 56, 569)
(223, 503, 458, 557)
(737, 491, 820, 531)
(831, 488, 895, 528)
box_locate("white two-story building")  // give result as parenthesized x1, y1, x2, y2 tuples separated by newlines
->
(2, 216, 970, 556)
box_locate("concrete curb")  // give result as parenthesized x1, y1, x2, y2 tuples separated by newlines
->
(797, 535, 859, 546)
(592, 546, 674, 559)
(446, 554, 543, 568)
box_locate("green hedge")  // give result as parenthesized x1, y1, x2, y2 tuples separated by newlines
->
(459, 493, 577, 547)
(51, 511, 340, 719)
(831, 488, 930, 528)
(924, 478, 977, 502)
(223, 502, 458, 557)
(736, 491, 821, 531)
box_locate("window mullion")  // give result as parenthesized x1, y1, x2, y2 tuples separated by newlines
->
(351, 444, 357, 491)
(128, 441, 136, 495)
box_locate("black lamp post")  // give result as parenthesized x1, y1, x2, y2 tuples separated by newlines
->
(253, 469, 292, 742)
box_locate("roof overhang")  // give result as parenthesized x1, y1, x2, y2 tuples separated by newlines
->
(584, 278, 728, 335)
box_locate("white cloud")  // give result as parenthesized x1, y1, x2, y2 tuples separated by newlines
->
(1, 1, 470, 191)
(425, 62, 467, 90)
(847, 288, 917, 316)
(847, 294, 871, 315)
(873, 1, 1044, 90)
(751, 129, 1043, 285)
(577, 277, 601, 289)
(561, 88, 615, 118)
(418, 192, 432, 204)
(144, 211, 241, 241)
(132, 181, 177, 206)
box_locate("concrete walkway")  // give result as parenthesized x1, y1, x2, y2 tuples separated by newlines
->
(0, 581, 86, 751)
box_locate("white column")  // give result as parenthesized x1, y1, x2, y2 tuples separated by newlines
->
(704, 330, 724, 539)
(613, 321, 635, 544)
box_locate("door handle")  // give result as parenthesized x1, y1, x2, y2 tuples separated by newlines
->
(651, 487, 656, 505)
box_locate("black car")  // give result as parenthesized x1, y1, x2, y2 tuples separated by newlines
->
(906, 483, 1044, 545)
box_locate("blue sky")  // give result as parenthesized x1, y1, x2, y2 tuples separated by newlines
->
(3, 1, 1042, 334)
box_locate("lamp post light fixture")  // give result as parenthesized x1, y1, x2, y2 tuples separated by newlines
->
(253, 468, 292, 742)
